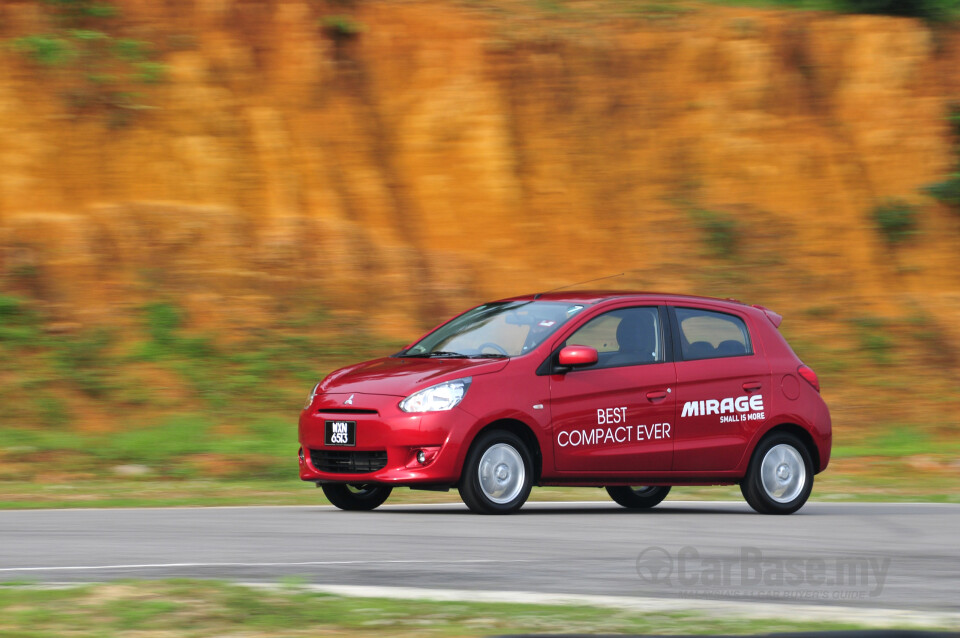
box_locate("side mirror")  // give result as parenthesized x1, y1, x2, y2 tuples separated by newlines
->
(558, 345, 598, 368)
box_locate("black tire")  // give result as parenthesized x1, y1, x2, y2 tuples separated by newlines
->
(605, 485, 671, 509)
(321, 483, 392, 511)
(458, 430, 533, 515)
(740, 432, 814, 515)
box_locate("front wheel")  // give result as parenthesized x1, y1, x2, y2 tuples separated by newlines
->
(606, 485, 671, 509)
(459, 430, 533, 514)
(321, 483, 392, 511)
(740, 433, 813, 514)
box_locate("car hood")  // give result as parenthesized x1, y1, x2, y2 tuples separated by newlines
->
(318, 356, 510, 397)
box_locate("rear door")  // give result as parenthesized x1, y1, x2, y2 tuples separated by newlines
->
(549, 306, 676, 472)
(670, 305, 770, 471)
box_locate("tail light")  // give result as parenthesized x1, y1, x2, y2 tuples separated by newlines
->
(798, 364, 820, 393)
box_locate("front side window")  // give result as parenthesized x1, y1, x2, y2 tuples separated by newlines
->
(675, 307, 752, 360)
(565, 307, 662, 369)
(401, 301, 586, 358)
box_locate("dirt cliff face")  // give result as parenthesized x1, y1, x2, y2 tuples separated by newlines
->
(0, 0, 958, 346)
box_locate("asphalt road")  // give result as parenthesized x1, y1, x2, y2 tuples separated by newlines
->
(0, 501, 957, 614)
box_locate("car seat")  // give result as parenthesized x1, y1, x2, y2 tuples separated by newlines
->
(715, 339, 746, 357)
(607, 312, 658, 367)
(686, 341, 717, 359)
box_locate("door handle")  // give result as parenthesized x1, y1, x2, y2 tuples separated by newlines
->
(742, 382, 762, 392)
(646, 391, 668, 402)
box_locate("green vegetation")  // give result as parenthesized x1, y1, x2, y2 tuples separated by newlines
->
(872, 199, 920, 246)
(466, 0, 960, 22)
(2, 263, 959, 508)
(321, 15, 367, 38)
(928, 172, 960, 208)
(0, 580, 926, 636)
(9, 0, 168, 122)
(839, 0, 960, 20)
(0, 293, 404, 482)
(10, 34, 75, 66)
(834, 425, 960, 457)
(849, 317, 894, 364)
(705, 0, 960, 19)
(688, 208, 741, 258)
(926, 103, 960, 213)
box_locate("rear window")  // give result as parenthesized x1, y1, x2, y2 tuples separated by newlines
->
(675, 307, 752, 360)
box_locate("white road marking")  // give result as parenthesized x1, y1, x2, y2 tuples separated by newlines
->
(0, 558, 535, 574)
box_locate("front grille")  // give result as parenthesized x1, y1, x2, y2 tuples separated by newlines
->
(311, 450, 388, 473)
(317, 408, 378, 415)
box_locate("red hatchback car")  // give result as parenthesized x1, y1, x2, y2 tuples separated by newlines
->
(299, 292, 831, 515)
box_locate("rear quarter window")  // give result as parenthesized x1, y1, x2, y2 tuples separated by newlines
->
(675, 307, 752, 360)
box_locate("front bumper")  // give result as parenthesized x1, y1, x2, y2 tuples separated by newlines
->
(298, 392, 469, 485)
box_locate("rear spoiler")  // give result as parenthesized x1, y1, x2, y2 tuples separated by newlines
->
(752, 304, 782, 328)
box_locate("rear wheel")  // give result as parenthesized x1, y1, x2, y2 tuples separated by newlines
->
(321, 483, 392, 511)
(459, 430, 533, 514)
(605, 485, 671, 509)
(740, 432, 813, 514)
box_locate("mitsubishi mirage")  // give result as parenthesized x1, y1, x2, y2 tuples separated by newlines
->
(298, 293, 831, 514)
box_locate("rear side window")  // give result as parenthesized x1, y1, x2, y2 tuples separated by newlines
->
(675, 307, 752, 360)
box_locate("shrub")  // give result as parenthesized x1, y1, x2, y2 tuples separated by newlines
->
(8, 1, 167, 120)
(53, 328, 115, 397)
(144, 302, 183, 347)
(872, 199, 919, 245)
(926, 174, 960, 209)
(841, 0, 960, 20)
(925, 104, 960, 213)
(688, 209, 740, 258)
(10, 34, 75, 66)
(851, 317, 894, 364)
(0, 295, 42, 345)
(321, 15, 366, 38)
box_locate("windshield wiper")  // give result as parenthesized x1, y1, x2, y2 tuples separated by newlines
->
(468, 353, 508, 359)
(401, 350, 468, 358)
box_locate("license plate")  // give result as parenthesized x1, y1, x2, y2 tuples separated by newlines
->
(325, 420, 356, 446)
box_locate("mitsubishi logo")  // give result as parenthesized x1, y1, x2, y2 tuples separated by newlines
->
(344, 394, 354, 405)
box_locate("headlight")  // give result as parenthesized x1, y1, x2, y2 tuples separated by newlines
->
(399, 377, 471, 413)
(303, 382, 320, 409)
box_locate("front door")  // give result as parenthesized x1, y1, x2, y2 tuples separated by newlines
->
(550, 306, 676, 472)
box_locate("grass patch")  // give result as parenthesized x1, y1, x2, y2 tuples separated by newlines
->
(0, 294, 404, 481)
(0, 580, 927, 636)
(0, 415, 301, 479)
(833, 426, 960, 458)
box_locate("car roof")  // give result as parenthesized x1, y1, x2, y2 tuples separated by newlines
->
(498, 290, 750, 307)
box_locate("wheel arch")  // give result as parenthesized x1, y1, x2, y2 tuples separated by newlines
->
(464, 418, 543, 484)
(751, 422, 820, 474)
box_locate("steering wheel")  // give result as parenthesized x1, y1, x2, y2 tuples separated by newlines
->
(477, 342, 509, 356)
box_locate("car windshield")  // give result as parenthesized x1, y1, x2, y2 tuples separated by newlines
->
(400, 301, 586, 358)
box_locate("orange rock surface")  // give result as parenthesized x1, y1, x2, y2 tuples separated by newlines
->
(0, 0, 958, 346)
